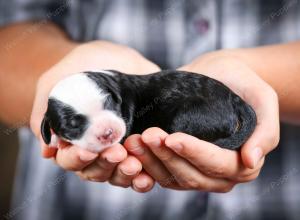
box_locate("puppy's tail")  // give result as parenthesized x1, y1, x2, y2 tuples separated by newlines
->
(214, 97, 257, 150)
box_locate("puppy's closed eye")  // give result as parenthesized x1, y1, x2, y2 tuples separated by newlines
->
(69, 114, 88, 128)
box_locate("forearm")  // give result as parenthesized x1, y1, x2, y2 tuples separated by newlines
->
(0, 22, 77, 126)
(207, 42, 300, 123)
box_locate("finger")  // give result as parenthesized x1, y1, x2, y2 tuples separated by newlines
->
(233, 157, 265, 183)
(164, 132, 264, 181)
(109, 156, 142, 187)
(124, 133, 176, 187)
(132, 172, 155, 193)
(142, 128, 234, 191)
(78, 144, 127, 182)
(241, 87, 280, 168)
(40, 137, 69, 158)
(40, 140, 57, 158)
(77, 158, 115, 182)
(101, 143, 128, 164)
(55, 146, 98, 171)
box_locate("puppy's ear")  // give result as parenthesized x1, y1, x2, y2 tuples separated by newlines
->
(49, 134, 59, 148)
(109, 89, 122, 104)
(41, 116, 51, 145)
(106, 85, 122, 104)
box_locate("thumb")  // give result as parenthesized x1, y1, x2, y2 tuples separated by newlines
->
(242, 88, 280, 169)
(241, 122, 279, 169)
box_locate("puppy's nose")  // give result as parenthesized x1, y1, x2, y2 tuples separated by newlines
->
(100, 128, 113, 140)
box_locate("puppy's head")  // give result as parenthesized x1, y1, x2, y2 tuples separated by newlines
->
(41, 71, 126, 153)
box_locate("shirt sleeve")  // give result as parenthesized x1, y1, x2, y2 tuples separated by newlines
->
(0, 0, 67, 28)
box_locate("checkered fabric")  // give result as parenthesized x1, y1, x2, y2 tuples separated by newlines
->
(1, 0, 300, 219)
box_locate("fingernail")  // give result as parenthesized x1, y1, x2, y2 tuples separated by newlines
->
(120, 168, 138, 176)
(134, 178, 149, 189)
(251, 147, 263, 168)
(105, 156, 122, 163)
(79, 150, 98, 162)
(166, 143, 183, 152)
(129, 145, 145, 156)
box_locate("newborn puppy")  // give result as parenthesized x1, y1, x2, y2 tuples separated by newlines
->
(41, 70, 256, 153)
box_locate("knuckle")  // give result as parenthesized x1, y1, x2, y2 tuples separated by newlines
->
(141, 127, 166, 144)
(158, 181, 166, 187)
(123, 134, 142, 149)
(179, 177, 202, 190)
(125, 134, 141, 143)
(188, 180, 201, 189)
(57, 154, 84, 171)
(171, 132, 185, 137)
(141, 128, 153, 139)
(203, 160, 227, 177)
(204, 167, 225, 177)
(87, 173, 108, 182)
(159, 153, 174, 163)
(76, 171, 107, 183)
(203, 151, 231, 177)
(167, 132, 187, 141)
(96, 160, 114, 171)
(158, 175, 176, 187)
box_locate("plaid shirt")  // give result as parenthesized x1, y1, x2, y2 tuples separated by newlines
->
(1, 0, 300, 220)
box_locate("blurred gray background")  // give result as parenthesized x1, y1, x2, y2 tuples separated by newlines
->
(0, 123, 19, 217)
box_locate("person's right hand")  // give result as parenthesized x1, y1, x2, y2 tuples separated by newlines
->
(124, 52, 280, 193)
(30, 41, 159, 192)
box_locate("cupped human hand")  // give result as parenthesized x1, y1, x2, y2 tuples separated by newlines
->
(125, 52, 279, 192)
(30, 41, 159, 191)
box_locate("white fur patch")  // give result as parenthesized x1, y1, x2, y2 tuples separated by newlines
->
(48, 72, 126, 153)
(49, 73, 107, 115)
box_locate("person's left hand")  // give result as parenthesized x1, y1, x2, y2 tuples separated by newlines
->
(126, 52, 279, 192)
(30, 41, 159, 192)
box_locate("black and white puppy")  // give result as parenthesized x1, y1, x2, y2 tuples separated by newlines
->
(41, 70, 256, 153)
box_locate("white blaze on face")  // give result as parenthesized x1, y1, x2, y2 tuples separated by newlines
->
(49, 72, 126, 153)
